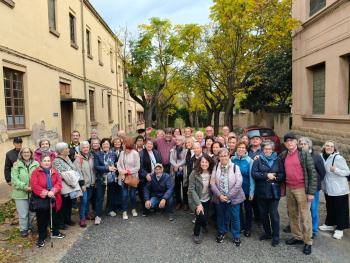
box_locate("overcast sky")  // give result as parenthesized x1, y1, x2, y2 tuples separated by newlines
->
(89, 0, 212, 35)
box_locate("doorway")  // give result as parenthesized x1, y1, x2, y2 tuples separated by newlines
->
(61, 102, 73, 143)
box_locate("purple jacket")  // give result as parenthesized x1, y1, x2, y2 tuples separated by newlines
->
(210, 162, 246, 205)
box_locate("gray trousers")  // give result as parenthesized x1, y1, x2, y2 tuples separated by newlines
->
(15, 199, 35, 231)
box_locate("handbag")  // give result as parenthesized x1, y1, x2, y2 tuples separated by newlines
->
(124, 174, 139, 188)
(29, 193, 50, 212)
(271, 182, 281, 200)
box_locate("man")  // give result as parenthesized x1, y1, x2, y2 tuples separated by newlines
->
(222, 126, 230, 145)
(248, 131, 262, 160)
(69, 130, 81, 162)
(4, 137, 23, 185)
(155, 128, 175, 173)
(87, 128, 99, 145)
(135, 136, 145, 152)
(280, 132, 317, 255)
(184, 127, 193, 140)
(137, 128, 146, 138)
(205, 125, 215, 138)
(144, 163, 174, 221)
(227, 136, 237, 157)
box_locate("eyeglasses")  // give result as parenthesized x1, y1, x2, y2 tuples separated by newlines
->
(219, 155, 228, 158)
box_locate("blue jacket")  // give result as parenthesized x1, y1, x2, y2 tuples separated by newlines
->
(232, 153, 255, 197)
(94, 151, 117, 183)
(139, 149, 162, 182)
(251, 156, 285, 199)
(144, 172, 174, 201)
(248, 147, 262, 160)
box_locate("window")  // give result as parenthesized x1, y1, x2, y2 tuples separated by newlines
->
(98, 39, 103, 66)
(118, 65, 122, 86)
(107, 94, 112, 121)
(69, 13, 77, 47)
(310, 0, 326, 16)
(110, 49, 114, 72)
(128, 110, 132, 123)
(312, 64, 325, 114)
(137, 111, 144, 123)
(89, 90, 95, 122)
(86, 28, 92, 57)
(48, 0, 57, 31)
(3, 68, 25, 129)
(59, 82, 71, 98)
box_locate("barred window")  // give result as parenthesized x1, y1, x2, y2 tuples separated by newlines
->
(89, 90, 95, 122)
(48, 0, 56, 30)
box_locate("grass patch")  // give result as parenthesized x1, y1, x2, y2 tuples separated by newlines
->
(0, 200, 16, 225)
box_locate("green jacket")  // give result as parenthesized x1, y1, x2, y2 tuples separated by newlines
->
(280, 148, 318, 195)
(11, 160, 40, 199)
(188, 170, 212, 212)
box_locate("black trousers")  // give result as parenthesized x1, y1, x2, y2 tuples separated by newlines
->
(138, 181, 147, 213)
(59, 195, 73, 226)
(163, 164, 171, 174)
(194, 201, 210, 236)
(90, 185, 97, 212)
(36, 208, 60, 241)
(325, 193, 349, 230)
(174, 173, 188, 205)
(107, 182, 119, 213)
(240, 196, 253, 232)
(258, 198, 280, 239)
(252, 197, 260, 221)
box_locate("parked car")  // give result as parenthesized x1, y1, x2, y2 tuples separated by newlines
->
(243, 126, 282, 153)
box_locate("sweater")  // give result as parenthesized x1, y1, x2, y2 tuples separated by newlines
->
(74, 153, 96, 188)
(155, 138, 175, 165)
(117, 150, 140, 178)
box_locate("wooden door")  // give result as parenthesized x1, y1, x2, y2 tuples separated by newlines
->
(61, 102, 72, 143)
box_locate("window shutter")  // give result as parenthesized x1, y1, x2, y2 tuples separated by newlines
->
(312, 65, 325, 114)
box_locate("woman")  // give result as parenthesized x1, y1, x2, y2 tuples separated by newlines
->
(74, 141, 96, 227)
(117, 137, 141, 220)
(251, 140, 284, 246)
(319, 140, 350, 240)
(210, 148, 245, 246)
(240, 135, 249, 146)
(231, 141, 254, 237)
(11, 147, 39, 237)
(111, 137, 123, 213)
(30, 155, 65, 248)
(52, 142, 83, 229)
(34, 139, 56, 163)
(94, 138, 117, 224)
(183, 138, 194, 192)
(298, 137, 326, 238)
(211, 142, 223, 164)
(173, 128, 182, 138)
(111, 137, 123, 154)
(188, 155, 214, 244)
(204, 137, 214, 156)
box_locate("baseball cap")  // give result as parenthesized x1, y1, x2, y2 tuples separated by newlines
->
(154, 163, 163, 169)
(13, 137, 23, 144)
(248, 130, 260, 139)
(284, 132, 297, 142)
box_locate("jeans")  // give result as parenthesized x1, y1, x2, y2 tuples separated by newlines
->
(240, 196, 253, 232)
(215, 202, 240, 238)
(258, 198, 280, 239)
(194, 201, 210, 236)
(15, 199, 35, 231)
(79, 187, 93, 220)
(36, 207, 60, 241)
(95, 181, 106, 217)
(121, 184, 136, 211)
(148, 196, 174, 213)
(107, 182, 118, 213)
(311, 191, 320, 235)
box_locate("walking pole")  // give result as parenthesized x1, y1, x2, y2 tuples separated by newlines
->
(50, 197, 54, 248)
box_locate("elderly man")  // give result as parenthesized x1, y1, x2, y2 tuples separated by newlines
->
(69, 130, 81, 162)
(144, 163, 174, 221)
(155, 128, 175, 173)
(4, 137, 23, 185)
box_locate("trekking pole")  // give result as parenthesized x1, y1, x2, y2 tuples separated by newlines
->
(50, 197, 54, 248)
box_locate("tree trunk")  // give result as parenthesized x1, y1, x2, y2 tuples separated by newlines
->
(207, 110, 213, 126)
(144, 104, 153, 128)
(224, 94, 234, 131)
(213, 109, 220, 136)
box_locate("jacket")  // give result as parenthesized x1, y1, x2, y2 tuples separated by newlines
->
(322, 152, 350, 196)
(30, 167, 62, 212)
(311, 151, 326, 191)
(117, 150, 140, 178)
(94, 150, 118, 184)
(4, 148, 20, 183)
(183, 149, 194, 187)
(33, 148, 57, 163)
(144, 172, 174, 201)
(231, 153, 255, 197)
(280, 148, 318, 195)
(74, 153, 96, 188)
(188, 169, 212, 212)
(68, 142, 80, 162)
(251, 156, 285, 199)
(210, 162, 246, 205)
(169, 146, 186, 176)
(139, 149, 162, 182)
(11, 160, 40, 199)
(155, 138, 175, 165)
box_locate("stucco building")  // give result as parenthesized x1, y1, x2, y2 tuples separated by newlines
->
(292, 0, 350, 159)
(0, 0, 144, 183)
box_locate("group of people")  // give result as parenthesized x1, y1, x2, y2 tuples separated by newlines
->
(4, 126, 350, 255)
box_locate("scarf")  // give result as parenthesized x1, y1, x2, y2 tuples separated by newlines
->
(260, 152, 277, 168)
(176, 146, 183, 160)
(322, 152, 331, 161)
(41, 167, 52, 190)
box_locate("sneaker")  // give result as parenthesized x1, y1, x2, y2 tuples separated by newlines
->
(192, 218, 196, 224)
(168, 214, 174, 221)
(131, 209, 138, 217)
(36, 240, 45, 248)
(319, 224, 335, 232)
(108, 211, 117, 217)
(333, 230, 343, 240)
(303, 244, 312, 255)
(233, 237, 241, 247)
(20, 230, 28, 238)
(122, 211, 128, 220)
(243, 230, 251, 237)
(80, 219, 87, 228)
(271, 238, 279, 247)
(216, 234, 225, 243)
(51, 232, 66, 239)
(94, 216, 102, 225)
(192, 235, 202, 244)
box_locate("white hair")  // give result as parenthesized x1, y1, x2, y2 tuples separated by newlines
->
(55, 142, 69, 154)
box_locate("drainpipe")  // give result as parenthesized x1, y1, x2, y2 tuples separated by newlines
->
(80, 0, 89, 138)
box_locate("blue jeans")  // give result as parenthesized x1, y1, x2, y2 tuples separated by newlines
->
(121, 185, 137, 211)
(311, 190, 320, 235)
(95, 181, 106, 217)
(149, 196, 174, 213)
(80, 186, 93, 220)
(216, 202, 240, 238)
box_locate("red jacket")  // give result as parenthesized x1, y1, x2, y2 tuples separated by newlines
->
(33, 148, 57, 163)
(30, 167, 62, 212)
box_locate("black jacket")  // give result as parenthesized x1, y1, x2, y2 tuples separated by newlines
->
(311, 151, 326, 191)
(139, 149, 162, 182)
(4, 148, 20, 183)
(251, 157, 285, 199)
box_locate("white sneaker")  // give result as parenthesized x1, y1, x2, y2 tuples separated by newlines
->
(94, 216, 102, 225)
(122, 211, 128, 220)
(333, 230, 343, 240)
(319, 224, 335, 231)
(131, 209, 138, 217)
(108, 211, 117, 217)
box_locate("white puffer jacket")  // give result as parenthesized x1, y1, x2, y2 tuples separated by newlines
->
(322, 152, 350, 196)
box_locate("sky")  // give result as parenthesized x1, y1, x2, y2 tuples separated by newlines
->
(89, 0, 213, 36)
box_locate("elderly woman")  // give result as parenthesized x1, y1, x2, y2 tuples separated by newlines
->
(34, 139, 56, 163)
(74, 141, 96, 227)
(183, 138, 194, 191)
(211, 148, 245, 246)
(195, 131, 205, 147)
(188, 155, 214, 244)
(319, 140, 350, 240)
(170, 135, 187, 210)
(94, 138, 117, 224)
(298, 137, 326, 238)
(30, 155, 65, 248)
(251, 140, 285, 247)
(52, 142, 82, 229)
(117, 137, 140, 220)
(11, 147, 39, 237)
(231, 141, 254, 237)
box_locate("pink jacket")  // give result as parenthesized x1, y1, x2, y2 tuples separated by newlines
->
(34, 148, 57, 163)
